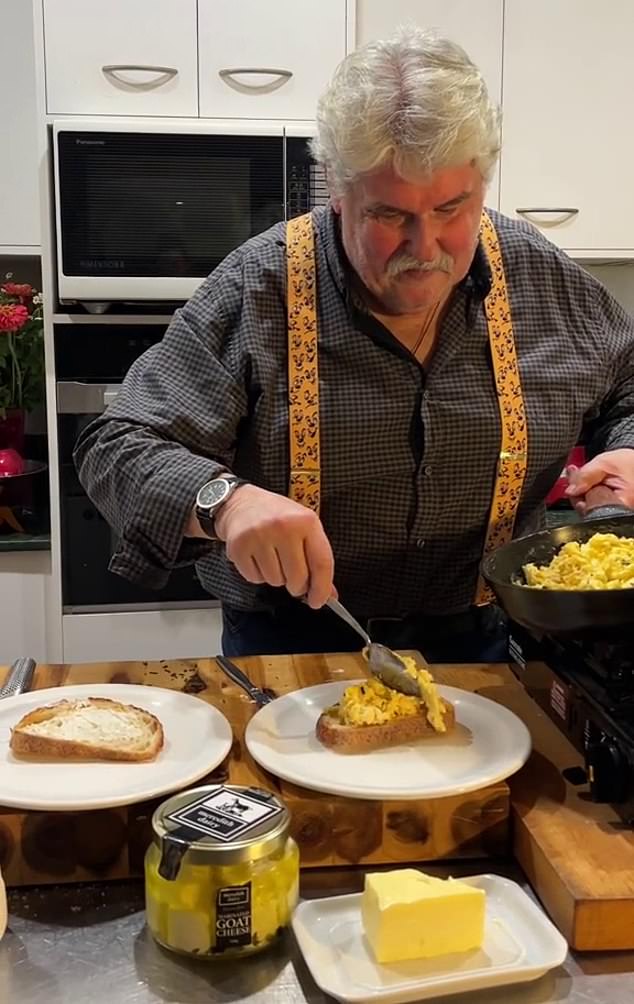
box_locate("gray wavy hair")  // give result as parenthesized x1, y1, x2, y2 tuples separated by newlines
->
(311, 26, 501, 195)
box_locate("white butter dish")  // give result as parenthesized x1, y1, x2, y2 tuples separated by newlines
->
(292, 873, 567, 1003)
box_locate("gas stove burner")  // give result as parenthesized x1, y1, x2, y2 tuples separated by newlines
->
(513, 628, 634, 709)
(508, 622, 634, 816)
(569, 637, 634, 700)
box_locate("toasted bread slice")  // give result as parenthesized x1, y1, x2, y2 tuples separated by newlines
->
(316, 699, 454, 753)
(10, 697, 164, 762)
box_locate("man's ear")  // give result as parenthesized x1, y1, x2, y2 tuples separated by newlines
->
(325, 167, 342, 213)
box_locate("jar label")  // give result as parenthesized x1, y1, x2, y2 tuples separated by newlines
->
(165, 785, 282, 843)
(215, 882, 252, 950)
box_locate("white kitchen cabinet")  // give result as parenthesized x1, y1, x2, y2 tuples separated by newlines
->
(43, 0, 198, 117)
(198, 0, 347, 119)
(0, 0, 40, 250)
(355, 1, 502, 206)
(0, 553, 52, 664)
(62, 606, 223, 663)
(500, 0, 634, 256)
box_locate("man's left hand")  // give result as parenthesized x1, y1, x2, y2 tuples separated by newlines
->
(565, 447, 634, 513)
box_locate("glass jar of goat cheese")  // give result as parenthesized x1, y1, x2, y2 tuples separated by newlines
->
(145, 784, 299, 959)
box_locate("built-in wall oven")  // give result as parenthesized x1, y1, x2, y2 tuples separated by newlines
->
(53, 118, 327, 306)
(56, 324, 213, 612)
(53, 117, 327, 606)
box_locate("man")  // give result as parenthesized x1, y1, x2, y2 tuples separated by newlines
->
(75, 28, 634, 661)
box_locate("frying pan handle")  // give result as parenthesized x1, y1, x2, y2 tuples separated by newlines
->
(580, 485, 633, 521)
(584, 504, 633, 520)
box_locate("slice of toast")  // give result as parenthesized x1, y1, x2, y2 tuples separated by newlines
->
(10, 697, 164, 762)
(316, 698, 454, 753)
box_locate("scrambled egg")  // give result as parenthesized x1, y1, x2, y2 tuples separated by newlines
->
(523, 532, 634, 590)
(335, 656, 447, 732)
(337, 678, 421, 727)
(400, 656, 447, 732)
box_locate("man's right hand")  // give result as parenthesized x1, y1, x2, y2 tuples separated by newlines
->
(191, 484, 335, 608)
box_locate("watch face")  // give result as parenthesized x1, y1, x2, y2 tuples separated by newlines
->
(197, 480, 230, 509)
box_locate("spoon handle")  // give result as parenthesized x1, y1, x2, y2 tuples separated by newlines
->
(325, 597, 371, 647)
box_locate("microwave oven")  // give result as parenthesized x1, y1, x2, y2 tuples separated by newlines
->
(52, 118, 327, 305)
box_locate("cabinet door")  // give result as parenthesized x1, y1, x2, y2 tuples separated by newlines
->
(62, 608, 223, 663)
(0, 554, 52, 663)
(43, 0, 198, 116)
(355, 1, 503, 206)
(501, 0, 634, 255)
(0, 0, 39, 249)
(198, 0, 347, 119)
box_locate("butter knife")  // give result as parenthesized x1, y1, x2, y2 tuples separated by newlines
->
(215, 655, 274, 707)
(0, 656, 36, 700)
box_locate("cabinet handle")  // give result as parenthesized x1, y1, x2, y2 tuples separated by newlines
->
(218, 67, 293, 93)
(516, 207, 579, 215)
(102, 64, 178, 88)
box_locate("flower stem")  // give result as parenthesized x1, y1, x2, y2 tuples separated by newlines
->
(7, 333, 23, 408)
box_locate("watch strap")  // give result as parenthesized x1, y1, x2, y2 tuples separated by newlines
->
(196, 509, 217, 536)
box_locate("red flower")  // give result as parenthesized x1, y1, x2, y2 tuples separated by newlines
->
(0, 304, 29, 332)
(1, 282, 34, 299)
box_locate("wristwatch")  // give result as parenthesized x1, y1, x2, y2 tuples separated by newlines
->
(195, 476, 247, 539)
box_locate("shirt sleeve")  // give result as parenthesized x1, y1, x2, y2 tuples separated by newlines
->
(585, 281, 634, 457)
(73, 253, 250, 590)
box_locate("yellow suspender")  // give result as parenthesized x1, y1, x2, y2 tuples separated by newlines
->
(286, 213, 321, 512)
(474, 210, 528, 604)
(285, 211, 528, 607)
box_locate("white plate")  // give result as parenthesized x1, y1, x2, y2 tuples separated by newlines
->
(292, 874, 568, 1003)
(0, 683, 233, 810)
(245, 682, 531, 800)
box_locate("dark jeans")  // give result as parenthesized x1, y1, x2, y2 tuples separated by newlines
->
(221, 601, 509, 663)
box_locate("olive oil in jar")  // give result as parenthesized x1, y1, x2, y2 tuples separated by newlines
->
(145, 784, 299, 959)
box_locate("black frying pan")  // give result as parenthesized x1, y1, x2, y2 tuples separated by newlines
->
(481, 498, 634, 635)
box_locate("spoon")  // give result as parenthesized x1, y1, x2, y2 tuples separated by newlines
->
(324, 597, 420, 697)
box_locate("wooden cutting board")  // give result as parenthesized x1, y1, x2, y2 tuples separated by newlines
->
(1, 654, 634, 950)
(448, 667, 634, 951)
(497, 681, 634, 951)
(0, 654, 510, 888)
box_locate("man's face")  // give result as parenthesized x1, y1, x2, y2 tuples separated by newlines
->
(332, 162, 485, 315)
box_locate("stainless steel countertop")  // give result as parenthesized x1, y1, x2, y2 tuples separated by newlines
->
(2, 864, 634, 1004)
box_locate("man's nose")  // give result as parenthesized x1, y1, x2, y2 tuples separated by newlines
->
(405, 218, 439, 262)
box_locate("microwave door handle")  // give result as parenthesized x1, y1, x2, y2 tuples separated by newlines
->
(56, 382, 123, 415)
(218, 67, 292, 93)
(102, 64, 178, 88)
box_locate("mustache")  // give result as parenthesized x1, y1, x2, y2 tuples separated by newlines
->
(385, 251, 454, 278)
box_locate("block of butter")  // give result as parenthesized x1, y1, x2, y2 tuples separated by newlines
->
(361, 868, 485, 963)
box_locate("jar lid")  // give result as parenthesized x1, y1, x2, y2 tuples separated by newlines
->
(152, 784, 290, 877)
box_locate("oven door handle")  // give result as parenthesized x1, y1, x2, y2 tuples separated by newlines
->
(56, 382, 123, 415)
